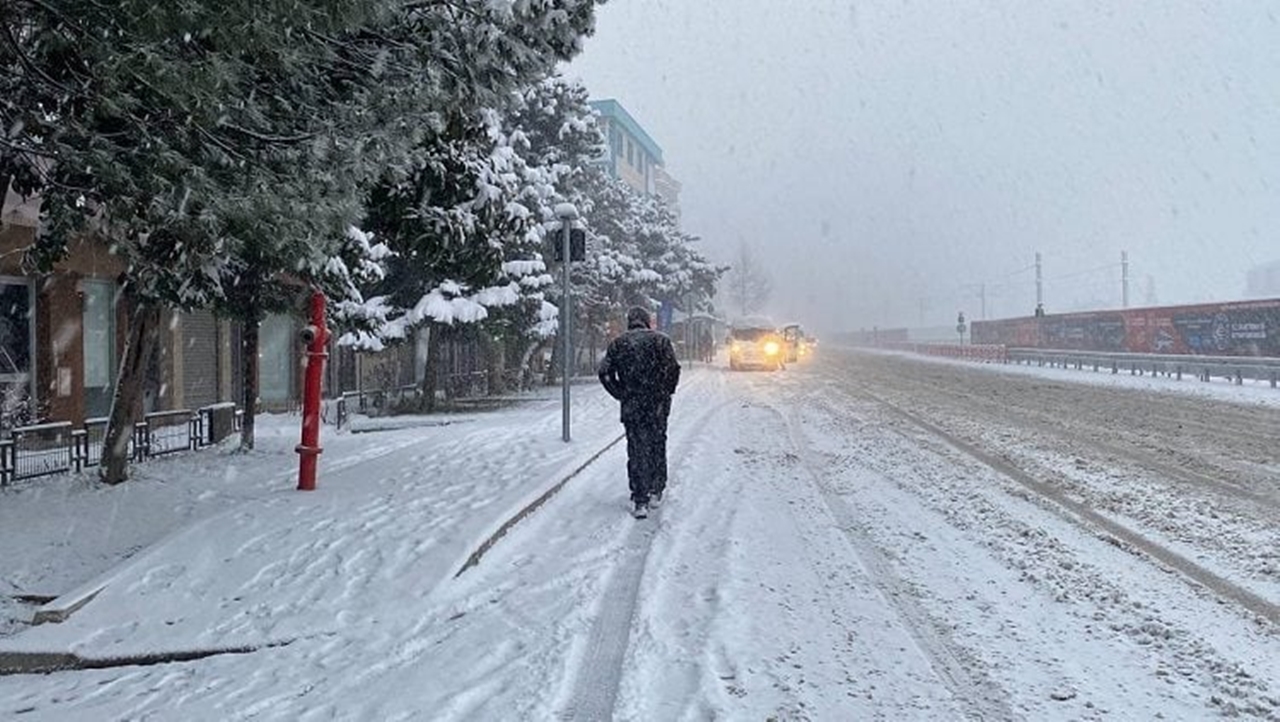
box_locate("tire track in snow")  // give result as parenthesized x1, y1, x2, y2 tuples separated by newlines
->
(558, 391, 731, 722)
(756, 393, 1018, 722)
(610, 382, 740, 720)
(838, 382, 1280, 629)
(852, 351, 1280, 514)
(828, 351, 1280, 612)
(789, 364, 1280, 717)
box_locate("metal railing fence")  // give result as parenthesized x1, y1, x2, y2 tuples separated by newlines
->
(0, 407, 235, 486)
(1005, 348, 1280, 388)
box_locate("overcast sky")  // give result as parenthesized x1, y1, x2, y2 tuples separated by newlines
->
(567, 1, 1280, 333)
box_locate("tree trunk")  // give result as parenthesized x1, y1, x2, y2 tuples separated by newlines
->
(518, 339, 541, 391)
(99, 303, 161, 485)
(239, 315, 260, 450)
(546, 336, 560, 386)
(482, 332, 503, 395)
(419, 322, 442, 413)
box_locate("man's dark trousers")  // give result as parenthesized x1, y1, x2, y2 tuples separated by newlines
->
(624, 399, 670, 504)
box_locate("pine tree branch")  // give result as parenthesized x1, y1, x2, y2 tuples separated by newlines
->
(219, 123, 315, 145)
(0, 15, 77, 96)
(0, 136, 56, 158)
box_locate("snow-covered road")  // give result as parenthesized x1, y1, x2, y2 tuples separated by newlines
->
(2, 350, 1278, 720)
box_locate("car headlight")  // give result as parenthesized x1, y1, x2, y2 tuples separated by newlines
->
(731, 342, 741, 352)
(764, 341, 780, 355)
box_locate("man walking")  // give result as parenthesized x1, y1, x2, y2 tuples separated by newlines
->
(598, 306, 681, 518)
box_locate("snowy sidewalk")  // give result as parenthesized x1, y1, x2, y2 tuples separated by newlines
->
(0, 377, 646, 667)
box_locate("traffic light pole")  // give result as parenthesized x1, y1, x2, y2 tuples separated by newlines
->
(561, 218, 572, 442)
(556, 203, 578, 443)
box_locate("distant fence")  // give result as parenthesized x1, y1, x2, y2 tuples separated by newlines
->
(328, 385, 421, 430)
(1005, 348, 1280, 388)
(873, 342, 1280, 389)
(0, 406, 243, 487)
(326, 368, 536, 430)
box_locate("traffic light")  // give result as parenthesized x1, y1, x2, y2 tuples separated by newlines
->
(553, 227, 586, 262)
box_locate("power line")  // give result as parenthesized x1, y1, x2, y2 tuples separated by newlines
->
(1044, 262, 1122, 283)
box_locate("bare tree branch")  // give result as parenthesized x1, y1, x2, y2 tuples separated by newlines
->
(726, 240, 772, 317)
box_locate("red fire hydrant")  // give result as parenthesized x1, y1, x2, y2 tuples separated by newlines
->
(296, 291, 329, 491)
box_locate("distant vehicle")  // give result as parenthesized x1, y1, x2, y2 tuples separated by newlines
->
(796, 335, 816, 359)
(728, 318, 785, 371)
(781, 323, 804, 363)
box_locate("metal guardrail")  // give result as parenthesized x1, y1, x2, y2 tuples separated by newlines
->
(0, 406, 238, 487)
(332, 384, 422, 430)
(71, 417, 110, 470)
(7, 422, 75, 482)
(1005, 348, 1280, 388)
(134, 410, 200, 458)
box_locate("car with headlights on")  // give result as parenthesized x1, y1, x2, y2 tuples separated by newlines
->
(727, 319, 785, 371)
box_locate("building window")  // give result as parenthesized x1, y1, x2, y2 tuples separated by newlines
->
(0, 278, 33, 425)
(259, 314, 295, 403)
(81, 280, 116, 418)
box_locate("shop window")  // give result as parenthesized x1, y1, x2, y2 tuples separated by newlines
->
(81, 280, 116, 418)
(259, 314, 295, 403)
(0, 278, 34, 426)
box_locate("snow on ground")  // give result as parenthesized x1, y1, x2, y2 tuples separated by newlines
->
(1, 352, 1278, 720)
(858, 345, 1280, 410)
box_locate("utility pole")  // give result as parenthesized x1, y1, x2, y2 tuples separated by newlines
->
(1035, 251, 1043, 310)
(980, 283, 987, 320)
(1121, 250, 1129, 308)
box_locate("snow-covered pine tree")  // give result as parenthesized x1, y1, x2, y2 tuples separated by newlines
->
(357, 109, 538, 410)
(0, 0, 603, 479)
(498, 74, 604, 384)
(352, 71, 608, 403)
(1, 0, 407, 479)
(569, 169, 726, 342)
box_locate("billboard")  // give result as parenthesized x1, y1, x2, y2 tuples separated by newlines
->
(971, 298, 1280, 357)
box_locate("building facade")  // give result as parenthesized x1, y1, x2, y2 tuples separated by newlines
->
(653, 166, 682, 222)
(589, 99, 679, 208)
(0, 184, 44, 425)
(0, 184, 154, 425)
(2, 173, 527, 431)
(2, 182, 279, 427)
(0, 184, 471, 430)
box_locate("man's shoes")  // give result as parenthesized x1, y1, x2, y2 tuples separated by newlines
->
(631, 501, 649, 519)
(649, 491, 664, 508)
